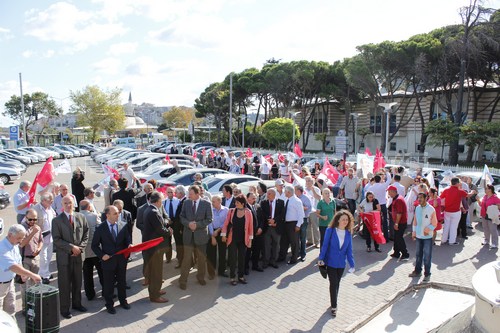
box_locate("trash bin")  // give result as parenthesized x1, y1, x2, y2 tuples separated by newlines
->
(25, 284, 60, 333)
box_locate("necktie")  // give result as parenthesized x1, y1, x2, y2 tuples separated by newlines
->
(285, 199, 289, 214)
(192, 201, 196, 214)
(169, 200, 174, 218)
(269, 201, 273, 219)
(69, 215, 73, 226)
(112, 224, 117, 241)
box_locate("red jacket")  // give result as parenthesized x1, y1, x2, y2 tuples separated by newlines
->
(221, 208, 254, 247)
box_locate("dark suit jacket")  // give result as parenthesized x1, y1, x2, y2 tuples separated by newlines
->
(135, 194, 147, 208)
(100, 209, 132, 232)
(259, 198, 285, 235)
(246, 203, 259, 235)
(112, 189, 139, 220)
(180, 198, 213, 245)
(143, 204, 171, 253)
(171, 197, 186, 234)
(222, 196, 236, 209)
(91, 221, 131, 270)
(52, 212, 89, 265)
(136, 203, 150, 239)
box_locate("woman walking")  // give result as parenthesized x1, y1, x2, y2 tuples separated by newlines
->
(318, 210, 355, 317)
(479, 184, 500, 249)
(358, 191, 381, 252)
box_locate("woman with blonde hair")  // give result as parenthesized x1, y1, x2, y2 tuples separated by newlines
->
(318, 210, 355, 317)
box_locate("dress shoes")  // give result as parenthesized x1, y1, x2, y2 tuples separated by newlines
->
(125, 285, 131, 290)
(150, 297, 169, 303)
(252, 267, 264, 272)
(120, 302, 131, 310)
(244, 269, 249, 275)
(72, 305, 87, 312)
(270, 263, 279, 269)
(142, 279, 149, 286)
(106, 306, 116, 314)
(42, 278, 50, 285)
(61, 312, 72, 319)
(197, 278, 207, 286)
(218, 272, 228, 277)
(208, 274, 215, 280)
(87, 295, 95, 301)
(179, 283, 187, 290)
(287, 260, 297, 265)
(174, 263, 181, 269)
(276, 257, 285, 262)
(159, 290, 167, 295)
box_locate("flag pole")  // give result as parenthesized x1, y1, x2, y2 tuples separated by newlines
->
(19, 73, 27, 145)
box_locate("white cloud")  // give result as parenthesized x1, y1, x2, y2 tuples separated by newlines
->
(22, 49, 56, 59)
(24, 2, 128, 51)
(0, 27, 13, 41)
(92, 57, 122, 75)
(107, 42, 138, 55)
(22, 50, 34, 58)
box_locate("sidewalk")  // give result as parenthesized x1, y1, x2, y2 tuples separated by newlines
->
(15, 221, 497, 333)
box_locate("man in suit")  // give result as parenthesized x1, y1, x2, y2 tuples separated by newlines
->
(135, 183, 154, 208)
(52, 195, 89, 319)
(32, 192, 56, 284)
(171, 185, 187, 269)
(92, 205, 131, 314)
(103, 179, 119, 208)
(179, 185, 213, 290)
(80, 199, 103, 301)
(113, 200, 133, 243)
(221, 185, 235, 208)
(259, 188, 285, 269)
(111, 178, 140, 221)
(143, 191, 172, 303)
(244, 192, 262, 274)
(136, 191, 152, 285)
(162, 187, 179, 263)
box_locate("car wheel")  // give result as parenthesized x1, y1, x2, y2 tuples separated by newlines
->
(0, 174, 10, 184)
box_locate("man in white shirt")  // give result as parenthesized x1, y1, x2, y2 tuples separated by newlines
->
(392, 175, 406, 198)
(83, 187, 98, 213)
(163, 188, 180, 221)
(52, 184, 77, 214)
(33, 193, 57, 284)
(120, 163, 138, 189)
(304, 176, 321, 248)
(366, 170, 392, 242)
(279, 159, 290, 183)
(278, 185, 305, 265)
(13, 180, 33, 223)
(275, 179, 287, 201)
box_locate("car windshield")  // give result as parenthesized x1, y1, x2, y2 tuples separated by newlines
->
(204, 176, 225, 188)
(143, 164, 166, 174)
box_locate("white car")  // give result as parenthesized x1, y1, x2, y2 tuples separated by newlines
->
(439, 171, 500, 197)
(204, 174, 260, 194)
(136, 164, 194, 182)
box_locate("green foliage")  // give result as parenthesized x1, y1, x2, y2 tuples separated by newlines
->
(261, 118, 300, 149)
(70, 85, 125, 143)
(425, 119, 459, 146)
(3, 92, 62, 130)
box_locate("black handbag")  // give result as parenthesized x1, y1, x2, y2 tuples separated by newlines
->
(318, 265, 327, 279)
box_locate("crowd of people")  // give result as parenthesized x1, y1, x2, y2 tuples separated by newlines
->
(1, 147, 499, 321)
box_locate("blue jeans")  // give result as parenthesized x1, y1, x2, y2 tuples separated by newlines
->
(299, 218, 308, 258)
(415, 238, 433, 276)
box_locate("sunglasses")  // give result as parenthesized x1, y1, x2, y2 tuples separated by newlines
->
(27, 218, 37, 222)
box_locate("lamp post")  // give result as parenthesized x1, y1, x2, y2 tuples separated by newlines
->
(288, 111, 301, 152)
(351, 113, 359, 155)
(414, 118, 418, 153)
(50, 95, 70, 144)
(378, 102, 399, 156)
(241, 116, 247, 149)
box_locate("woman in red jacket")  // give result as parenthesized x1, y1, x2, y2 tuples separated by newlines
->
(222, 194, 254, 285)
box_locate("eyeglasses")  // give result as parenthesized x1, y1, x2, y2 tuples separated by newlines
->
(27, 218, 37, 222)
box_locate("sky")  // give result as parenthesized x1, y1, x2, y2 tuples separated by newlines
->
(0, 0, 499, 127)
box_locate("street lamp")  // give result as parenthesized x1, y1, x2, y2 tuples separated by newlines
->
(378, 102, 399, 156)
(351, 113, 359, 154)
(241, 116, 247, 149)
(288, 111, 301, 152)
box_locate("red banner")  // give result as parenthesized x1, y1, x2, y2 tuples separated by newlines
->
(115, 237, 164, 257)
(360, 211, 386, 244)
(294, 143, 303, 158)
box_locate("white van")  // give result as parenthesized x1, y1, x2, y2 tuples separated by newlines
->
(115, 137, 137, 149)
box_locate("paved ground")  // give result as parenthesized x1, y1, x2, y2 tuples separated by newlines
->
(1, 156, 499, 332)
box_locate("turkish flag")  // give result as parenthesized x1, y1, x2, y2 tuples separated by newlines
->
(360, 211, 386, 244)
(294, 143, 303, 158)
(278, 153, 285, 163)
(373, 148, 387, 173)
(192, 150, 198, 159)
(37, 157, 55, 188)
(27, 173, 39, 205)
(115, 237, 164, 257)
(365, 148, 372, 156)
(209, 150, 215, 158)
(320, 157, 339, 184)
(246, 147, 253, 157)
(202, 148, 206, 156)
(102, 164, 120, 180)
(165, 154, 171, 163)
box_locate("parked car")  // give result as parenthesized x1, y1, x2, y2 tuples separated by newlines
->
(0, 187, 10, 209)
(18, 147, 47, 161)
(136, 164, 195, 183)
(0, 150, 32, 165)
(0, 165, 21, 184)
(46, 146, 73, 159)
(5, 149, 39, 163)
(156, 168, 230, 190)
(439, 171, 500, 197)
(204, 174, 261, 194)
(21, 146, 53, 159)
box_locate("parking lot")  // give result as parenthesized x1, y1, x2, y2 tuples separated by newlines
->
(1, 156, 499, 332)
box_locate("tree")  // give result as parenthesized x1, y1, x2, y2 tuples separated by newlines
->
(162, 106, 198, 129)
(424, 119, 460, 162)
(70, 85, 125, 143)
(357, 127, 372, 149)
(3, 91, 62, 132)
(261, 118, 300, 149)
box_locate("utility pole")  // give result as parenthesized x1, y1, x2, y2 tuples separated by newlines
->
(19, 73, 27, 145)
(229, 73, 233, 148)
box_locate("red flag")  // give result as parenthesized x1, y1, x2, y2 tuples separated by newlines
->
(294, 143, 303, 158)
(360, 211, 386, 244)
(115, 237, 164, 257)
(320, 157, 339, 184)
(209, 150, 215, 158)
(192, 150, 198, 159)
(165, 154, 171, 163)
(364, 148, 372, 156)
(27, 173, 39, 205)
(37, 157, 55, 188)
(278, 153, 285, 163)
(246, 147, 253, 157)
(373, 148, 387, 173)
(202, 148, 206, 156)
(102, 164, 120, 180)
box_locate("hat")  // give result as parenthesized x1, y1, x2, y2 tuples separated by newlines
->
(387, 185, 397, 192)
(275, 179, 284, 186)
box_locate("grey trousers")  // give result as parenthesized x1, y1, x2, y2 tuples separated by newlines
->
(263, 228, 281, 265)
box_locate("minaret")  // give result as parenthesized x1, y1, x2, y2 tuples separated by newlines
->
(125, 91, 134, 116)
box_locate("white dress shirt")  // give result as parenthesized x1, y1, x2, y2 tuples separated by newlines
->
(285, 195, 305, 227)
(163, 197, 180, 219)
